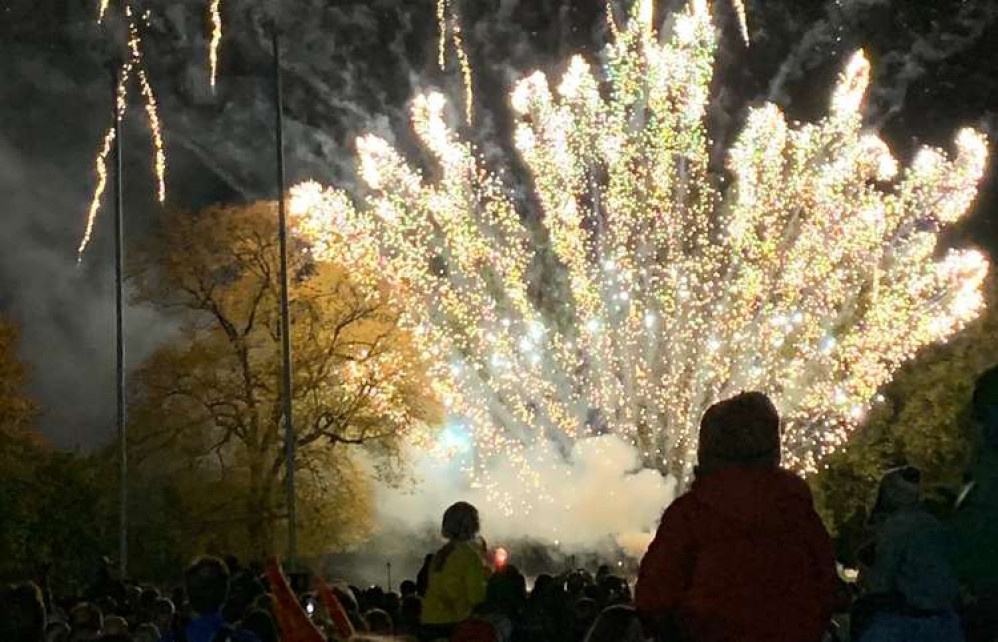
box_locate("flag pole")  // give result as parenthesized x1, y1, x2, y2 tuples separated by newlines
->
(272, 28, 298, 568)
(111, 63, 128, 579)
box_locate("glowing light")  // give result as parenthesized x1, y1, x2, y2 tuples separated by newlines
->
(126, 4, 166, 203)
(136, 66, 166, 203)
(437, 0, 449, 69)
(209, 0, 223, 88)
(78, 126, 117, 263)
(436, 0, 475, 124)
(733, 0, 750, 44)
(494, 546, 509, 569)
(79, 4, 168, 260)
(292, 0, 989, 501)
(98, 0, 109, 23)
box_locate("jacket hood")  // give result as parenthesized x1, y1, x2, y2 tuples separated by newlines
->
(690, 466, 817, 534)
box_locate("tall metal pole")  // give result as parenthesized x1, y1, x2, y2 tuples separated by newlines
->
(273, 29, 298, 567)
(111, 65, 128, 579)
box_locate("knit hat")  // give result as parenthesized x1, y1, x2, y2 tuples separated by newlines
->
(698, 391, 781, 464)
(869, 466, 921, 524)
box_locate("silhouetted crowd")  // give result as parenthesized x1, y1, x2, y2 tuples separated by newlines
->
(3, 368, 998, 642)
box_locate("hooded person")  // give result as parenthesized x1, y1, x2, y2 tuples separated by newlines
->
(952, 366, 998, 642)
(420, 502, 490, 640)
(853, 466, 963, 642)
(635, 391, 836, 642)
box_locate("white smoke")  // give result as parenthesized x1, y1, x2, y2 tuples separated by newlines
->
(768, 0, 889, 105)
(769, 0, 997, 127)
(866, 1, 998, 129)
(373, 434, 676, 559)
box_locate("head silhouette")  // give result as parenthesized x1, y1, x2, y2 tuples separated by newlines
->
(184, 556, 230, 616)
(698, 391, 781, 476)
(441, 501, 480, 541)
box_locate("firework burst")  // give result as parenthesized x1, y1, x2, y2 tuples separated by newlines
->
(292, 1, 989, 507)
(292, 0, 988, 508)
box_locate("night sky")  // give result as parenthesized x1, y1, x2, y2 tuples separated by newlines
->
(1, 0, 995, 450)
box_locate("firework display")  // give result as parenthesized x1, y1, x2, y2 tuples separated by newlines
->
(733, 0, 749, 44)
(209, 0, 223, 88)
(81, 3, 166, 261)
(437, 0, 475, 124)
(291, 0, 989, 510)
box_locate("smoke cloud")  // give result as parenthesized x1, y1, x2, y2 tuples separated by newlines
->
(374, 435, 675, 560)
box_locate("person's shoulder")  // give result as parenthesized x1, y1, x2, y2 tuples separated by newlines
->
(658, 490, 701, 524)
(452, 541, 485, 561)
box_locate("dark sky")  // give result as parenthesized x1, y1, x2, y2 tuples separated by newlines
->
(1, 0, 996, 449)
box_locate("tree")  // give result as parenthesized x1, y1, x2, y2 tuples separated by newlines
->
(0, 318, 113, 586)
(0, 318, 36, 433)
(812, 277, 998, 554)
(129, 201, 440, 560)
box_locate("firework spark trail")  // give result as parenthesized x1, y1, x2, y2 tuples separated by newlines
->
(98, 0, 110, 23)
(733, 0, 750, 44)
(79, 4, 168, 260)
(209, 0, 222, 88)
(79, 67, 132, 263)
(292, 0, 988, 516)
(436, 0, 474, 124)
(126, 5, 167, 202)
(78, 127, 118, 262)
(138, 67, 167, 202)
(437, 0, 449, 69)
(451, 20, 475, 125)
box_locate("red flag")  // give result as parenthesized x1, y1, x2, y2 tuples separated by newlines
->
(315, 576, 355, 640)
(265, 559, 325, 642)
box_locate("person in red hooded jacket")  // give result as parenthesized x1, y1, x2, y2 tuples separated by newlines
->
(635, 391, 836, 642)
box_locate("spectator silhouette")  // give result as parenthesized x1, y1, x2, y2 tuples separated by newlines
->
(151, 598, 175, 641)
(421, 502, 490, 640)
(853, 466, 963, 642)
(46, 622, 71, 642)
(397, 594, 423, 638)
(132, 623, 160, 642)
(365, 608, 393, 635)
(182, 556, 258, 642)
(635, 391, 836, 642)
(0, 582, 46, 642)
(416, 554, 434, 598)
(952, 365, 998, 642)
(584, 605, 645, 642)
(400, 580, 418, 598)
(69, 602, 104, 641)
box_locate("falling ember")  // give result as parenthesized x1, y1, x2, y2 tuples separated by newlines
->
(98, 0, 110, 23)
(452, 20, 475, 125)
(126, 4, 167, 202)
(436, 0, 475, 124)
(292, 0, 988, 511)
(138, 67, 167, 202)
(606, 1, 620, 40)
(208, 0, 222, 88)
(79, 63, 132, 263)
(79, 4, 168, 260)
(78, 127, 117, 262)
(732, 0, 750, 44)
(437, 0, 449, 70)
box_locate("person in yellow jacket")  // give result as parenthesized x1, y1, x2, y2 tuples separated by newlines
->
(421, 501, 490, 640)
